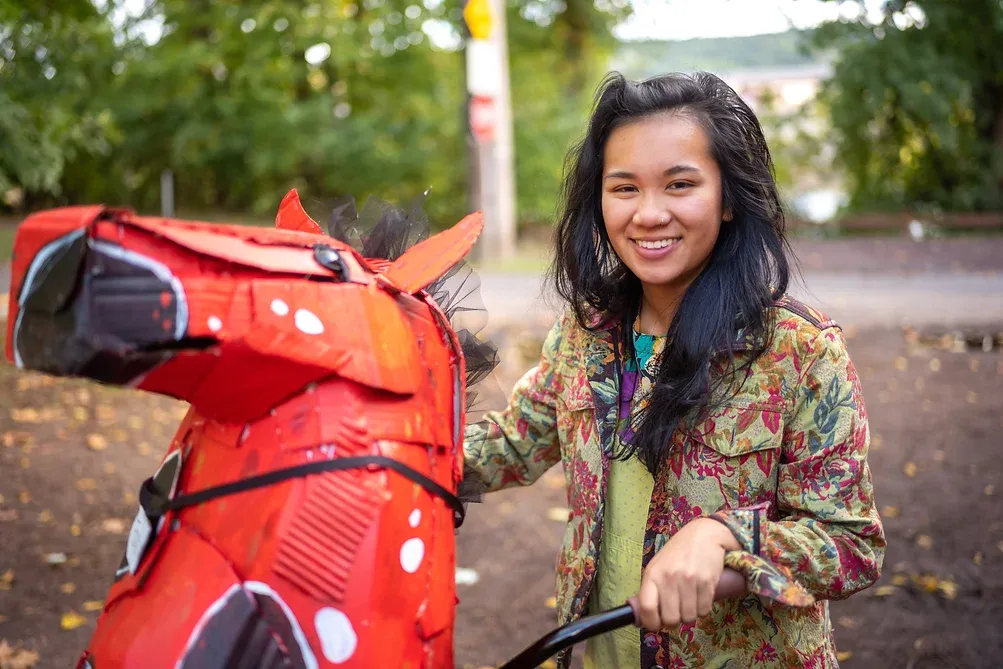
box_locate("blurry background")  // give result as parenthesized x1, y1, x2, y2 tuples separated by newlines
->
(1, 1, 1002, 668)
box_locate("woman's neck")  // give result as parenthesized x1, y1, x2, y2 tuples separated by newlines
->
(636, 286, 682, 335)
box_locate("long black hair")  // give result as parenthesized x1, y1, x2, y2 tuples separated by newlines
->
(549, 71, 791, 474)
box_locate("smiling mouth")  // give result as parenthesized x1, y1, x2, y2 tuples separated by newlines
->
(632, 238, 680, 250)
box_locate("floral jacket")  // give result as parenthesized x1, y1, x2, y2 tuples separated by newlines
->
(463, 296, 885, 668)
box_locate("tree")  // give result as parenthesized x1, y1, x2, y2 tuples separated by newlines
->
(0, 0, 120, 208)
(4, 0, 629, 231)
(813, 0, 1003, 212)
(508, 0, 629, 226)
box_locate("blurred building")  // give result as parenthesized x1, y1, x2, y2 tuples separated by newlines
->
(718, 63, 844, 222)
(716, 63, 833, 114)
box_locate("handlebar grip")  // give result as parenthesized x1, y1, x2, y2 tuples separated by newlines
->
(625, 567, 746, 626)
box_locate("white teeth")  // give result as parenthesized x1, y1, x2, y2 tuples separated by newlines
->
(635, 238, 679, 250)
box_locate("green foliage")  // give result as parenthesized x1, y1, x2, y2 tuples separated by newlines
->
(509, 0, 626, 226)
(0, 0, 120, 204)
(813, 0, 1003, 212)
(1, 0, 627, 230)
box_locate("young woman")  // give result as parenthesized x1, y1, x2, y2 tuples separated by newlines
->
(462, 72, 885, 668)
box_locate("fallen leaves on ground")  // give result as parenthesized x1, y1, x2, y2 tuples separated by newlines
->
(75, 479, 97, 491)
(455, 568, 480, 586)
(915, 534, 934, 549)
(59, 611, 87, 631)
(101, 518, 127, 535)
(0, 640, 40, 669)
(1, 432, 34, 448)
(837, 616, 858, 629)
(9, 409, 40, 424)
(82, 600, 104, 612)
(544, 596, 557, 609)
(0, 570, 13, 591)
(881, 505, 900, 518)
(836, 651, 853, 662)
(911, 573, 957, 600)
(59, 583, 76, 594)
(903, 462, 917, 477)
(546, 507, 570, 522)
(85, 434, 108, 451)
(44, 553, 68, 566)
(873, 585, 898, 597)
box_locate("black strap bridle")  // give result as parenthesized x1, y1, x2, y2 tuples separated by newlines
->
(140, 454, 466, 527)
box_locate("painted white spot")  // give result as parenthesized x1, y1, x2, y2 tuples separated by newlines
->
(294, 308, 325, 335)
(314, 607, 357, 664)
(207, 315, 223, 332)
(400, 537, 424, 573)
(408, 508, 421, 528)
(270, 298, 290, 316)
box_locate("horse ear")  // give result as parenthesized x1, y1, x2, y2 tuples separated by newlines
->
(275, 189, 323, 234)
(383, 212, 484, 294)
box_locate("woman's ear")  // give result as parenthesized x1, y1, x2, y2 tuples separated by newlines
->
(723, 207, 734, 222)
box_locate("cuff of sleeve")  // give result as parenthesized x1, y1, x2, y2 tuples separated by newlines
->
(723, 550, 814, 608)
(710, 506, 764, 556)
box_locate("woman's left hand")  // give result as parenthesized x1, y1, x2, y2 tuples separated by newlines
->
(636, 517, 742, 631)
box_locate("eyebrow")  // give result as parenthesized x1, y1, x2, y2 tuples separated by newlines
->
(602, 165, 701, 181)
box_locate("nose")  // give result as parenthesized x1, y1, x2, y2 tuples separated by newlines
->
(631, 192, 669, 227)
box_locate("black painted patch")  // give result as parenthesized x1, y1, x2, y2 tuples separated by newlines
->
(13, 234, 197, 384)
(177, 586, 308, 669)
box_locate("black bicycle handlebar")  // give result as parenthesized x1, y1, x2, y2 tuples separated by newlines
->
(497, 568, 747, 669)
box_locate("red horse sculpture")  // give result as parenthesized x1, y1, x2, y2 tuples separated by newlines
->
(5, 191, 491, 668)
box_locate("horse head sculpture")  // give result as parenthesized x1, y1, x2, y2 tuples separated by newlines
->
(5, 190, 491, 669)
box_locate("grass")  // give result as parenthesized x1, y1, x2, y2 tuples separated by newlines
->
(0, 223, 16, 263)
(471, 243, 550, 275)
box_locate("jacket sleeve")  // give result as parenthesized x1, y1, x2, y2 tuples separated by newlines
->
(461, 315, 566, 494)
(712, 326, 885, 600)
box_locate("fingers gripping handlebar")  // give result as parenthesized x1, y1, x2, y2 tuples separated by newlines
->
(497, 568, 747, 669)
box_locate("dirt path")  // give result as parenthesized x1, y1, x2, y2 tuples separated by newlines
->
(1, 235, 1002, 668)
(1, 326, 999, 668)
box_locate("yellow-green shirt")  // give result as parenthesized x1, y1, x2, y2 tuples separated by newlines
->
(584, 331, 662, 668)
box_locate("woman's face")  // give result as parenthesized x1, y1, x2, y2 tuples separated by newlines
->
(601, 113, 730, 305)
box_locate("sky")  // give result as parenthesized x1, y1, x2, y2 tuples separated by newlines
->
(613, 0, 888, 41)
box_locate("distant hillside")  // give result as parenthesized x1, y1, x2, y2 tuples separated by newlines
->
(612, 30, 830, 79)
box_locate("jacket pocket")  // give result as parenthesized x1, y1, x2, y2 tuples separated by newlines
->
(686, 402, 785, 456)
(683, 403, 786, 507)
